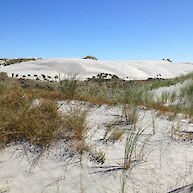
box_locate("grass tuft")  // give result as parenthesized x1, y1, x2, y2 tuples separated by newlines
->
(0, 87, 62, 149)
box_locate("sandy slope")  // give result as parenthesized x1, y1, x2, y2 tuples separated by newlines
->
(1, 58, 193, 80)
(1, 101, 193, 193)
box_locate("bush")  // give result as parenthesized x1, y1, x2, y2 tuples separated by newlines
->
(82, 55, 97, 60)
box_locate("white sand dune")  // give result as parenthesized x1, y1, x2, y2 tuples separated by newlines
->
(1, 58, 193, 80)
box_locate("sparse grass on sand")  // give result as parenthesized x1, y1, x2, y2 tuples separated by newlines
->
(0, 83, 90, 159)
(1, 71, 193, 151)
(1, 71, 193, 192)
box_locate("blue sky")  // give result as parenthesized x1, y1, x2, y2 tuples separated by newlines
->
(1, 0, 193, 61)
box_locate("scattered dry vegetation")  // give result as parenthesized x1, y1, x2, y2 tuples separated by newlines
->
(0, 79, 90, 159)
(108, 129, 125, 142)
(1, 71, 193, 192)
(1, 71, 193, 151)
(1, 71, 193, 145)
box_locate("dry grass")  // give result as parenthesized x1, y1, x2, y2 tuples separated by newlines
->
(0, 73, 186, 112)
(61, 106, 88, 141)
(0, 86, 62, 149)
(27, 88, 64, 100)
(61, 106, 90, 156)
(122, 105, 139, 125)
(108, 129, 125, 142)
(1, 72, 193, 154)
(170, 122, 193, 141)
(58, 74, 78, 100)
(0, 84, 90, 157)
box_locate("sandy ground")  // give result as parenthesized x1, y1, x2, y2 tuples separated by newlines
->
(1, 101, 193, 193)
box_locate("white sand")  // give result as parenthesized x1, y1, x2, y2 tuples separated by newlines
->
(0, 58, 193, 80)
(1, 102, 193, 193)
